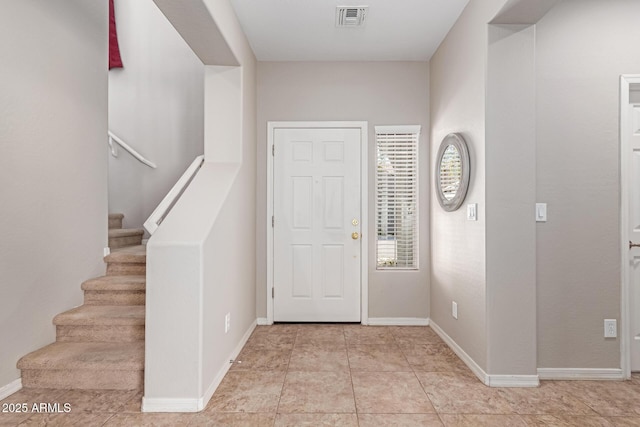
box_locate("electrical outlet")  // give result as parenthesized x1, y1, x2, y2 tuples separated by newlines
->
(604, 319, 616, 338)
(452, 301, 458, 320)
(225, 313, 231, 333)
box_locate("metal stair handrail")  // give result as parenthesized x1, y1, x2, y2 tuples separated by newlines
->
(143, 155, 205, 235)
(108, 131, 157, 169)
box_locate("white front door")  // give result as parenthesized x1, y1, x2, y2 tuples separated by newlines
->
(629, 103, 640, 371)
(273, 127, 362, 322)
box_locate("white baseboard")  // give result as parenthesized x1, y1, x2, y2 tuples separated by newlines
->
(256, 317, 269, 326)
(142, 320, 257, 413)
(486, 375, 539, 387)
(429, 320, 488, 384)
(429, 320, 539, 388)
(201, 319, 256, 409)
(367, 317, 429, 326)
(140, 397, 200, 413)
(0, 378, 22, 401)
(538, 368, 624, 381)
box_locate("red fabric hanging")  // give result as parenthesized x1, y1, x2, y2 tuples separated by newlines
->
(109, 0, 123, 69)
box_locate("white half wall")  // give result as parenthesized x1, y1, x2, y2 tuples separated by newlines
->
(144, 0, 257, 410)
(144, 163, 245, 407)
(0, 0, 108, 388)
(109, 0, 204, 229)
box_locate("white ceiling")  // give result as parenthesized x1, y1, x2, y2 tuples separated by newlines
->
(228, 0, 470, 61)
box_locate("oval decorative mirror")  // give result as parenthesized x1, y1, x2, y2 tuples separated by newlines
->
(435, 133, 470, 212)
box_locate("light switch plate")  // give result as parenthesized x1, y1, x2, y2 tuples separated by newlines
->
(536, 203, 547, 222)
(467, 204, 477, 221)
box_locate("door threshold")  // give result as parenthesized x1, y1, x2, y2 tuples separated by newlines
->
(274, 321, 361, 325)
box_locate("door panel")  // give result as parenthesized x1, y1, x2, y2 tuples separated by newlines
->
(630, 104, 640, 371)
(273, 128, 361, 322)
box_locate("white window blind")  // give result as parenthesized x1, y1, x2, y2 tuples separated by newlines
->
(375, 125, 420, 269)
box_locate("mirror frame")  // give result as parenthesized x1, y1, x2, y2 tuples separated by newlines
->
(435, 133, 470, 212)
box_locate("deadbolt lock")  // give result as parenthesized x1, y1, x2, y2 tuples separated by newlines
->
(352, 219, 359, 226)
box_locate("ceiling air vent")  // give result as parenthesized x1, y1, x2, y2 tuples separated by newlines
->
(336, 6, 368, 27)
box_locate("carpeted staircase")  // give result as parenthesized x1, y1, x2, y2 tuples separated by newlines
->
(17, 214, 146, 390)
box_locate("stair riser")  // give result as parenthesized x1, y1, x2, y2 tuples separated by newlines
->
(84, 291, 145, 306)
(109, 235, 143, 249)
(106, 263, 146, 276)
(21, 369, 143, 390)
(108, 218, 123, 229)
(57, 326, 144, 343)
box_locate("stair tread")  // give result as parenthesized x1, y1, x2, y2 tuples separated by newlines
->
(18, 212, 146, 390)
(105, 245, 146, 264)
(82, 275, 145, 291)
(53, 305, 145, 326)
(108, 228, 144, 238)
(17, 342, 144, 371)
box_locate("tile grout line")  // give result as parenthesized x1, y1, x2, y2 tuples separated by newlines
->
(343, 325, 361, 427)
(273, 325, 298, 421)
(100, 412, 117, 427)
(11, 326, 640, 425)
(401, 327, 448, 425)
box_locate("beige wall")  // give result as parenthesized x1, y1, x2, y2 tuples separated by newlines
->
(256, 61, 430, 320)
(536, 0, 640, 369)
(0, 0, 108, 388)
(430, 0, 508, 371)
(109, 0, 204, 230)
(485, 24, 538, 375)
(433, 0, 640, 374)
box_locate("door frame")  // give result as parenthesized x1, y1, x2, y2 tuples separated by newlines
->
(621, 75, 640, 378)
(266, 121, 369, 325)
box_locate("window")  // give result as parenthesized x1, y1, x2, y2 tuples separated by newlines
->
(375, 125, 420, 269)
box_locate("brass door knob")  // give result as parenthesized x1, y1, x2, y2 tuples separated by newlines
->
(352, 232, 360, 240)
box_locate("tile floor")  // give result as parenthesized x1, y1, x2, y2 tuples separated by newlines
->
(2, 324, 640, 426)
